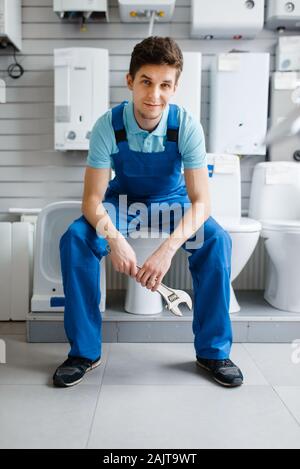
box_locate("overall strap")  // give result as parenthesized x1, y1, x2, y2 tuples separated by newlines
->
(112, 102, 180, 146)
(166, 104, 179, 144)
(111, 101, 128, 143)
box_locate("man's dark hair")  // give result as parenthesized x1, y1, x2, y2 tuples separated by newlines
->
(129, 36, 183, 83)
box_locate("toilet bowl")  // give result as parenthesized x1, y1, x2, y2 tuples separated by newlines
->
(216, 216, 261, 313)
(124, 154, 261, 315)
(207, 154, 261, 313)
(249, 162, 300, 312)
(31, 201, 106, 313)
(125, 228, 166, 315)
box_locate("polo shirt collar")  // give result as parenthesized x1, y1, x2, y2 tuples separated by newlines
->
(124, 101, 169, 136)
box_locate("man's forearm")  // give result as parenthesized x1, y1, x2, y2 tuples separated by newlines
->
(82, 199, 122, 245)
(163, 200, 209, 253)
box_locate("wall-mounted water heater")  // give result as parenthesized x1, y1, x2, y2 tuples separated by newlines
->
(209, 53, 270, 155)
(269, 72, 300, 162)
(0, 0, 22, 51)
(170, 52, 202, 122)
(53, 0, 109, 22)
(266, 0, 300, 31)
(118, 0, 175, 22)
(191, 0, 264, 39)
(54, 48, 109, 151)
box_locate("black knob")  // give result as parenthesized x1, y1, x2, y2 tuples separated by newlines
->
(293, 150, 300, 162)
(67, 131, 76, 140)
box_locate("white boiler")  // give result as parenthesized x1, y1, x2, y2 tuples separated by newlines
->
(170, 52, 202, 122)
(269, 71, 300, 162)
(266, 0, 300, 31)
(54, 47, 109, 151)
(0, 0, 22, 51)
(209, 53, 270, 155)
(191, 0, 264, 39)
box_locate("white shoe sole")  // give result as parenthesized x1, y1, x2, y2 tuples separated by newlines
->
(55, 358, 102, 388)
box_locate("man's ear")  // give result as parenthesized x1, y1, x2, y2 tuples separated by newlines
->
(126, 73, 134, 91)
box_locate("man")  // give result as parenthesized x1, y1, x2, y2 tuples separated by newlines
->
(53, 36, 243, 388)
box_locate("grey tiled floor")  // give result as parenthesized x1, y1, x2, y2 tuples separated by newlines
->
(1, 323, 300, 449)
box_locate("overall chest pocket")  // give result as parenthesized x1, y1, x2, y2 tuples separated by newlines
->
(122, 152, 176, 178)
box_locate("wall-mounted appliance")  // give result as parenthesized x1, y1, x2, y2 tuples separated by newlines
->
(0, 0, 22, 51)
(54, 47, 109, 151)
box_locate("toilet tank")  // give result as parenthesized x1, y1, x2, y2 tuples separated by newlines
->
(249, 162, 300, 220)
(207, 153, 241, 218)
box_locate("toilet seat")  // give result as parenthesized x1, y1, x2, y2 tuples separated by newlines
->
(261, 219, 300, 234)
(215, 216, 262, 233)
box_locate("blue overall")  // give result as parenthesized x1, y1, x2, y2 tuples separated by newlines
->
(59, 102, 233, 361)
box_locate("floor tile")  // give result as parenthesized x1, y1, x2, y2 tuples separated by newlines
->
(88, 385, 300, 449)
(244, 343, 300, 386)
(0, 335, 110, 385)
(274, 386, 300, 425)
(102, 343, 267, 386)
(0, 385, 100, 449)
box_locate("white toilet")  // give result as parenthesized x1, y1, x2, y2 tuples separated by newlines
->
(125, 229, 166, 315)
(31, 201, 106, 313)
(249, 161, 300, 312)
(207, 153, 261, 313)
(125, 153, 262, 315)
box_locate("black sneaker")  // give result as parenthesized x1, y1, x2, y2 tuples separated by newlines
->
(53, 355, 101, 387)
(196, 356, 243, 387)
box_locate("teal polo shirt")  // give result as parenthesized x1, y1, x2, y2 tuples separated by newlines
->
(87, 101, 207, 170)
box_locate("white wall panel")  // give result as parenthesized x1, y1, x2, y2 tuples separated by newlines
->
(0, 0, 280, 289)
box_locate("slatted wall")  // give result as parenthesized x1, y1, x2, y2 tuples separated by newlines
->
(0, 0, 280, 288)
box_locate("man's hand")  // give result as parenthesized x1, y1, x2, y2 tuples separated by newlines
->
(135, 243, 176, 292)
(109, 236, 138, 278)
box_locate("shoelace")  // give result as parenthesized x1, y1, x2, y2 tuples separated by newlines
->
(218, 359, 233, 367)
(208, 359, 233, 370)
(63, 356, 91, 368)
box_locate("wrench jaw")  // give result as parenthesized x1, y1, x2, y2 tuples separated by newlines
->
(165, 291, 183, 317)
(174, 289, 193, 311)
(135, 266, 192, 317)
(158, 286, 193, 317)
(166, 303, 183, 317)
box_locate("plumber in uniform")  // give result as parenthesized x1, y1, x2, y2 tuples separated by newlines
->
(53, 36, 244, 388)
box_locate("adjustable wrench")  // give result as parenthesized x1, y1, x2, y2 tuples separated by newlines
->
(137, 266, 192, 317)
(106, 245, 192, 317)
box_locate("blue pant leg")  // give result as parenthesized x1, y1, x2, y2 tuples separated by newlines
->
(59, 215, 110, 361)
(182, 216, 233, 359)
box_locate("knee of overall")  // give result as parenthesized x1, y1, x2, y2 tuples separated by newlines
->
(215, 228, 232, 266)
(59, 215, 90, 250)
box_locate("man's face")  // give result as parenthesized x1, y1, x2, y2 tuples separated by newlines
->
(126, 64, 178, 122)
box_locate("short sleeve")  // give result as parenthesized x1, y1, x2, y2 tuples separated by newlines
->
(178, 108, 207, 169)
(86, 110, 115, 169)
